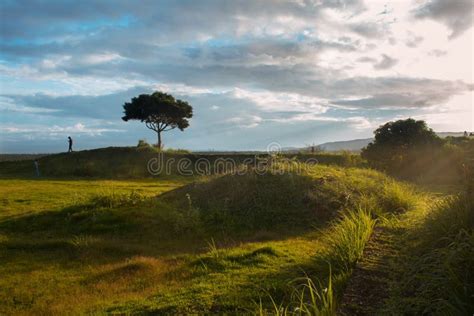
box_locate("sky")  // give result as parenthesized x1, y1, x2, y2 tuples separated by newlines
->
(0, 0, 473, 153)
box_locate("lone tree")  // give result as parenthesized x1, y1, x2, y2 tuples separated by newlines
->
(122, 92, 193, 149)
(361, 118, 442, 175)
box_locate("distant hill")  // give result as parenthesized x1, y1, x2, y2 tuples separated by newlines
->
(437, 132, 469, 138)
(317, 138, 373, 152)
(309, 132, 471, 152)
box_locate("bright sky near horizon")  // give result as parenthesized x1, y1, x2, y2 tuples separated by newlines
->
(0, 0, 473, 153)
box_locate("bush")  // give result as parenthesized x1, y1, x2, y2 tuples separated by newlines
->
(137, 139, 151, 148)
(362, 119, 473, 183)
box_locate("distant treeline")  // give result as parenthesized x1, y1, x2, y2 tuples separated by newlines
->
(0, 154, 50, 162)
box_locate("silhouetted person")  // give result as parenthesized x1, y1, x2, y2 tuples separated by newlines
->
(68, 136, 73, 152)
(464, 131, 468, 137)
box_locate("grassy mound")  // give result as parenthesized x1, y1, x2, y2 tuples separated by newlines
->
(0, 146, 363, 178)
(163, 164, 420, 235)
(1, 164, 419, 244)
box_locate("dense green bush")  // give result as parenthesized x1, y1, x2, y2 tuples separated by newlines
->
(362, 118, 474, 183)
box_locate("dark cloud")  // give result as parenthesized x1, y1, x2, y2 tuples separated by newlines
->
(428, 49, 447, 57)
(331, 80, 473, 108)
(413, 0, 474, 39)
(327, 77, 472, 101)
(2, 87, 147, 119)
(349, 22, 388, 38)
(405, 33, 424, 48)
(357, 56, 377, 63)
(4, 75, 470, 121)
(373, 54, 397, 69)
(0, 0, 365, 42)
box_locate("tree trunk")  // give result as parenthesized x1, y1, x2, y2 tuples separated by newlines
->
(157, 131, 162, 149)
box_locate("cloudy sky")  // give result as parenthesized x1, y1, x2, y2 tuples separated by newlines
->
(0, 0, 473, 153)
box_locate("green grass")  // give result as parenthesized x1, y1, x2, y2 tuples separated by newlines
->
(0, 162, 442, 314)
(258, 207, 377, 316)
(0, 146, 364, 179)
(0, 178, 190, 220)
(381, 188, 474, 315)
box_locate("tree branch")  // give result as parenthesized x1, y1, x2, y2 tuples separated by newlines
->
(145, 121, 159, 132)
(158, 123, 169, 132)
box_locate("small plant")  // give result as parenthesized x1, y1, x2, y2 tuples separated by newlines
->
(291, 272, 335, 316)
(206, 237, 219, 258)
(185, 193, 192, 210)
(137, 139, 150, 148)
(257, 269, 335, 315)
(69, 235, 97, 249)
(88, 191, 145, 209)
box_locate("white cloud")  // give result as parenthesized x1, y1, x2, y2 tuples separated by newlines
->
(227, 115, 262, 128)
(267, 113, 373, 130)
(231, 88, 328, 113)
(82, 53, 125, 65)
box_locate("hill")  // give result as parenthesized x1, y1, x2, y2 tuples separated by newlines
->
(317, 138, 372, 152)
(0, 153, 50, 162)
(0, 146, 363, 178)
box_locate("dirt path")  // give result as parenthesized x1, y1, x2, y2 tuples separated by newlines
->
(338, 225, 399, 315)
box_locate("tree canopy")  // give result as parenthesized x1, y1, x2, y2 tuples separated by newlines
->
(122, 92, 193, 148)
(361, 118, 442, 175)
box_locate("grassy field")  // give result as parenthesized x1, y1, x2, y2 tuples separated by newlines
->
(0, 150, 472, 314)
(0, 179, 190, 220)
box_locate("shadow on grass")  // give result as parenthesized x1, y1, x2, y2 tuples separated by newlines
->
(0, 213, 326, 275)
(103, 242, 333, 314)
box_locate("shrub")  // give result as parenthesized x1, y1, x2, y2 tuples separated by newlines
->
(137, 139, 151, 148)
(322, 207, 376, 271)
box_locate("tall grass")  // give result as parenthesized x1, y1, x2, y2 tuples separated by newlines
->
(258, 272, 335, 316)
(291, 274, 335, 316)
(258, 206, 376, 314)
(384, 190, 474, 314)
(253, 164, 423, 314)
(322, 208, 376, 272)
